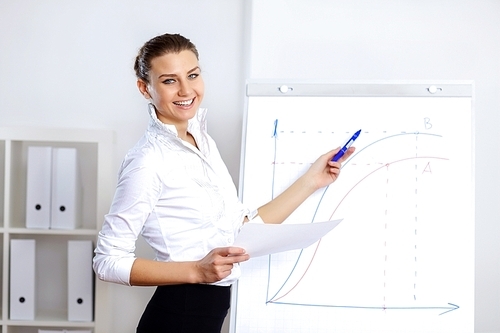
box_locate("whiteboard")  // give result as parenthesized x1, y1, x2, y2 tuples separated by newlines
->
(231, 82, 474, 333)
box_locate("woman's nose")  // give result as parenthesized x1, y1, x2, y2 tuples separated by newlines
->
(178, 80, 192, 96)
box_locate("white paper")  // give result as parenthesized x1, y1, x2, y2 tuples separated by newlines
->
(233, 219, 343, 258)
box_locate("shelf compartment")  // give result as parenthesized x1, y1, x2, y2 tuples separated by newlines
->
(8, 235, 95, 324)
(7, 141, 98, 230)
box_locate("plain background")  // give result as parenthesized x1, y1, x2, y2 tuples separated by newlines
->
(1, 0, 499, 332)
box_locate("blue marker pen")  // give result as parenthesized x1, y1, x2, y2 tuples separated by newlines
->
(331, 129, 361, 162)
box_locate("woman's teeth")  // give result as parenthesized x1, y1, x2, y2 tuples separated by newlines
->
(174, 99, 193, 106)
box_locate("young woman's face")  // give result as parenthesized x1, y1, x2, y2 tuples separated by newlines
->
(139, 50, 204, 127)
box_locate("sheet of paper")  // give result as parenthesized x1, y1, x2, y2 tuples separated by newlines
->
(233, 219, 343, 258)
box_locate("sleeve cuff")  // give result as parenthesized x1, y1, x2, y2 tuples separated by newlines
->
(246, 209, 264, 223)
(93, 232, 137, 286)
(246, 209, 259, 220)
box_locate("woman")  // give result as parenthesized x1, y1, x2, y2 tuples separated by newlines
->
(93, 33, 354, 333)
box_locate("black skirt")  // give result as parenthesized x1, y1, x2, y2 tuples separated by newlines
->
(136, 284, 231, 333)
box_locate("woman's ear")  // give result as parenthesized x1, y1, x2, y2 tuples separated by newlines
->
(137, 80, 151, 99)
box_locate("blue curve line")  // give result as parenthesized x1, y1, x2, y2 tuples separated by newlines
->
(267, 247, 306, 303)
(267, 131, 445, 304)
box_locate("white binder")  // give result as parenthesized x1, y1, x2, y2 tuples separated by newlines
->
(51, 147, 82, 229)
(26, 146, 52, 229)
(68, 240, 93, 321)
(10, 239, 36, 320)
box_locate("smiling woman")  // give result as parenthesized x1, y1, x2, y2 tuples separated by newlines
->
(135, 34, 204, 144)
(137, 50, 204, 138)
(92, 32, 354, 333)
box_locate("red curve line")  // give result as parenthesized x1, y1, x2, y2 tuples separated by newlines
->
(269, 155, 449, 303)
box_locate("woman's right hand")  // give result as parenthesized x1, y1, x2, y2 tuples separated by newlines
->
(195, 247, 250, 283)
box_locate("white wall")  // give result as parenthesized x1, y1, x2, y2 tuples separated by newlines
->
(247, 1, 500, 332)
(0, 1, 245, 332)
(1, 0, 499, 332)
(0, 0, 246, 180)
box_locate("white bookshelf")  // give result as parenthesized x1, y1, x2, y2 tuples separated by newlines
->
(0, 127, 114, 333)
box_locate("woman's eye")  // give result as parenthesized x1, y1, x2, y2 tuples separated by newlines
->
(189, 73, 199, 79)
(162, 79, 175, 84)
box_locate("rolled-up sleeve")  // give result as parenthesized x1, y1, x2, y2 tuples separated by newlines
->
(93, 231, 137, 285)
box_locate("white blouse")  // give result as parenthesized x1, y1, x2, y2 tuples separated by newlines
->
(93, 106, 255, 286)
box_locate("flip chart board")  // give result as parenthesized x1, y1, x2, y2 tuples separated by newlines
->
(231, 82, 474, 333)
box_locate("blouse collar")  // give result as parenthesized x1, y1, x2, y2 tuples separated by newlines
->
(147, 103, 208, 138)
